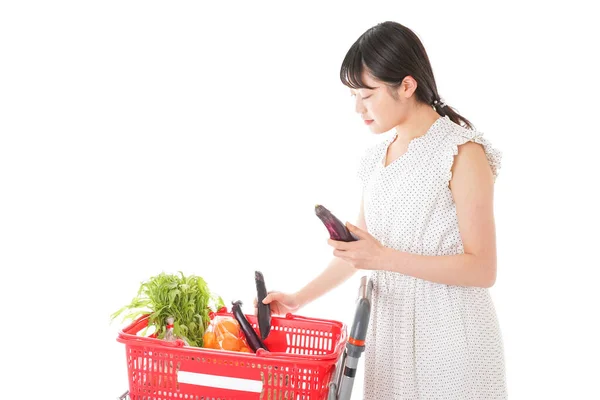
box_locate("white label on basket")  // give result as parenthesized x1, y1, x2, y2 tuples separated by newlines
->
(177, 371, 263, 393)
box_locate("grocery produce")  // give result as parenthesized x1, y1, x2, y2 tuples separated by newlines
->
(231, 300, 269, 352)
(215, 318, 240, 337)
(110, 271, 225, 347)
(314, 204, 359, 242)
(255, 271, 271, 340)
(164, 316, 189, 345)
(220, 331, 242, 352)
(202, 331, 217, 349)
(201, 315, 253, 353)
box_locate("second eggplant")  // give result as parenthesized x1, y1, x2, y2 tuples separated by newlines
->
(255, 271, 271, 340)
(231, 300, 269, 352)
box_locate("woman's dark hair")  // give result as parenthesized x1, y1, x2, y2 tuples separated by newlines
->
(340, 21, 474, 130)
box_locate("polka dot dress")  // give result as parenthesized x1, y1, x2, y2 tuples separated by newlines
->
(356, 115, 507, 399)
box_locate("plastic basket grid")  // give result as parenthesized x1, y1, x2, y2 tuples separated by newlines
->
(117, 310, 347, 400)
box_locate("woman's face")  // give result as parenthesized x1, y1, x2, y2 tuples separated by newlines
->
(350, 70, 416, 134)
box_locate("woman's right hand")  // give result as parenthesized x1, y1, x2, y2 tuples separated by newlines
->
(254, 291, 301, 316)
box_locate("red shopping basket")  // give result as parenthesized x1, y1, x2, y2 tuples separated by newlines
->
(117, 307, 348, 400)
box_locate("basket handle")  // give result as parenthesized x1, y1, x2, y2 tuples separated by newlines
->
(253, 347, 343, 360)
(214, 308, 343, 328)
(213, 309, 346, 332)
(283, 312, 343, 326)
(117, 314, 187, 348)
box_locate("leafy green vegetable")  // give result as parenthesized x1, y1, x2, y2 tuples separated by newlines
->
(111, 271, 225, 347)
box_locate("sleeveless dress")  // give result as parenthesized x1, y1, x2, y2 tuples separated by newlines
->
(356, 115, 507, 399)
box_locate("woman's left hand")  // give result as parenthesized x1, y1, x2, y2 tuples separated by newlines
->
(327, 222, 390, 270)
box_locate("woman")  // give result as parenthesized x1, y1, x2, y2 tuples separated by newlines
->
(259, 21, 507, 399)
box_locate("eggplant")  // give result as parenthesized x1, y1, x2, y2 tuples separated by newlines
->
(231, 300, 269, 352)
(255, 271, 271, 340)
(315, 204, 359, 242)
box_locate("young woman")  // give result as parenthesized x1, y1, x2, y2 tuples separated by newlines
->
(259, 21, 507, 399)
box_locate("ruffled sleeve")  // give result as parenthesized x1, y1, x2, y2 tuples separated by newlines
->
(444, 127, 503, 184)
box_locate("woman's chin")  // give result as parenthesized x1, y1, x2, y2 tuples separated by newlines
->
(367, 124, 386, 134)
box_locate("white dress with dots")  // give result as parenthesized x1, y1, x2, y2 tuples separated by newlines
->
(356, 115, 507, 399)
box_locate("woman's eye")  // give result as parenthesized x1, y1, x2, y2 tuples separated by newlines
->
(363, 96, 371, 100)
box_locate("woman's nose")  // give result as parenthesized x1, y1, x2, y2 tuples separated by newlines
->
(355, 97, 366, 114)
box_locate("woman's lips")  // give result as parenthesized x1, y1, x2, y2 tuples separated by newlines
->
(364, 119, 374, 125)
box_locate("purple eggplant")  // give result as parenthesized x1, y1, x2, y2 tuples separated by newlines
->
(231, 300, 269, 352)
(315, 204, 359, 242)
(255, 271, 271, 340)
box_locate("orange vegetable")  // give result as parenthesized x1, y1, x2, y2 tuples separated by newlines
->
(203, 315, 252, 352)
(202, 331, 217, 349)
(221, 332, 242, 352)
(215, 318, 240, 337)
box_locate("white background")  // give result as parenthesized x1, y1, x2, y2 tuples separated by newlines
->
(1, 1, 599, 399)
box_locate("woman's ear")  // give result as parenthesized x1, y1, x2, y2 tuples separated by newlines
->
(401, 75, 418, 98)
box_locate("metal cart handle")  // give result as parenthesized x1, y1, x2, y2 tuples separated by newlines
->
(329, 275, 373, 400)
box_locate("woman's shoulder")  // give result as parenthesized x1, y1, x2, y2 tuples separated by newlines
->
(436, 116, 488, 144)
(436, 117, 503, 181)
